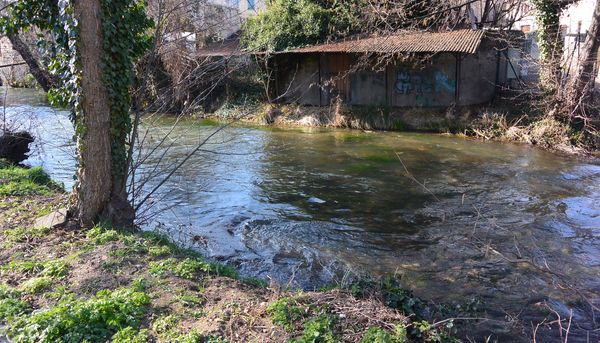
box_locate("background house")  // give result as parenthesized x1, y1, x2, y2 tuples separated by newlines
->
(512, 0, 599, 84)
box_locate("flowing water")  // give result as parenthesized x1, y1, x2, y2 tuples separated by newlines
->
(5, 88, 600, 342)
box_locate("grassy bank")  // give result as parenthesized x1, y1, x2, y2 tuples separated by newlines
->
(201, 100, 599, 155)
(0, 164, 461, 343)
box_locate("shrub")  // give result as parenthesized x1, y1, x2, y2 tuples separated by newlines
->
(241, 0, 362, 52)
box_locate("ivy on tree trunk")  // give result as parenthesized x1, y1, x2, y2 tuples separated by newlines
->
(0, 0, 153, 227)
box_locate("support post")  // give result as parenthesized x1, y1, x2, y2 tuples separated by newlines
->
(454, 53, 462, 106)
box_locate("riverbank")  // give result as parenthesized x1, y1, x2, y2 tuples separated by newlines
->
(0, 164, 462, 343)
(203, 100, 599, 157)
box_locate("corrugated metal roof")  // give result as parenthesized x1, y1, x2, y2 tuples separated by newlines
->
(196, 30, 485, 57)
(289, 30, 484, 54)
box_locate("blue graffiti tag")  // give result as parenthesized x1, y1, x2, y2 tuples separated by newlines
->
(394, 71, 412, 94)
(434, 71, 456, 93)
(395, 70, 454, 95)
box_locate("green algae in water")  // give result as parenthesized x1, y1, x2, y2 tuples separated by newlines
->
(361, 154, 397, 164)
(345, 163, 379, 174)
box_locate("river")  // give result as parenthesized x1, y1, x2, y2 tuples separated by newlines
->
(5, 88, 600, 342)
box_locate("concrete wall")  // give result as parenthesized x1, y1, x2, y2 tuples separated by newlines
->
(386, 54, 457, 107)
(275, 54, 321, 106)
(459, 39, 505, 105)
(273, 41, 504, 108)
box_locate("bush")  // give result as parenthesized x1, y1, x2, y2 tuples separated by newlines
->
(241, 0, 362, 52)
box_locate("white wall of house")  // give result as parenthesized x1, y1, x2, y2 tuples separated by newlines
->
(510, 0, 598, 84)
(199, 0, 266, 44)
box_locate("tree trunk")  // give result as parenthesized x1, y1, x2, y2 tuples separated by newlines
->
(71, 0, 113, 227)
(7, 33, 57, 92)
(565, 0, 600, 116)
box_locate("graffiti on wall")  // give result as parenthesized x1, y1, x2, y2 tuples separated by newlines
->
(394, 70, 456, 95)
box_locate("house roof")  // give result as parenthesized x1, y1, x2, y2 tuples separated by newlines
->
(289, 30, 485, 55)
(196, 29, 485, 57)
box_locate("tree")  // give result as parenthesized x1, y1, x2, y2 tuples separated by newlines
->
(6, 33, 57, 91)
(70, 0, 115, 227)
(1, 0, 153, 227)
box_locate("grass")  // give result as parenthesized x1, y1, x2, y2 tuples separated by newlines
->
(0, 165, 461, 342)
(0, 165, 63, 196)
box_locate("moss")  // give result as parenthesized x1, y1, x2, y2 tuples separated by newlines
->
(361, 154, 397, 164)
(345, 163, 379, 174)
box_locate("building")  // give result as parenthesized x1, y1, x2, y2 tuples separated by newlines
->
(267, 30, 509, 108)
(199, 0, 266, 42)
(512, 0, 599, 83)
(198, 29, 512, 108)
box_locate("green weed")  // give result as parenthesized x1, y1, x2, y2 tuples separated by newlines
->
(360, 326, 407, 343)
(19, 277, 53, 294)
(3, 226, 51, 243)
(295, 315, 337, 343)
(151, 315, 206, 342)
(6, 286, 150, 343)
(241, 277, 268, 288)
(0, 284, 28, 321)
(267, 298, 307, 331)
(149, 257, 237, 280)
(111, 327, 150, 343)
(4, 259, 69, 279)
